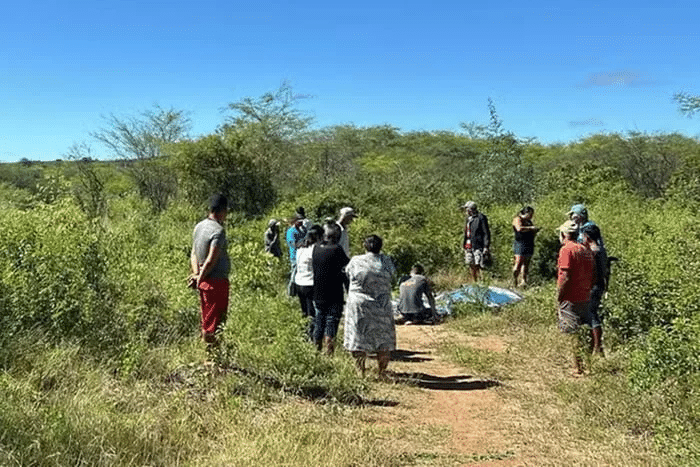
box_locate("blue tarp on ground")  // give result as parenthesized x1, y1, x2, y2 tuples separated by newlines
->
(435, 285, 523, 315)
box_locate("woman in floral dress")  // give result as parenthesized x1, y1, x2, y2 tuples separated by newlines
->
(343, 234, 396, 377)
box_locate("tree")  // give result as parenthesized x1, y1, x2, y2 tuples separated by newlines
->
(64, 143, 107, 219)
(674, 92, 700, 118)
(460, 98, 534, 205)
(222, 81, 312, 140)
(171, 135, 275, 217)
(91, 104, 190, 212)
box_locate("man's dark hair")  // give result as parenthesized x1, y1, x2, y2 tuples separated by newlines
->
(209, 194, 228, 214)
(301, 224, 323, 247)
(323, 222, 341, 244)
(519, 206, 534, 216)
(411, 263, 425, 275)
(363, 234, 383, 254)
(580, 224, 601, 242)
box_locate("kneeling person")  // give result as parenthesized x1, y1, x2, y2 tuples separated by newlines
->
(397, 264, 437, 324)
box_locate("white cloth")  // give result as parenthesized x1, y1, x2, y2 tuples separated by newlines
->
(294, 245, 315, 286)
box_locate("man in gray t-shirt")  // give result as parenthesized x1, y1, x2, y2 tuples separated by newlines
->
(397, 264, 437, 324)
(190, 194, 230, 344)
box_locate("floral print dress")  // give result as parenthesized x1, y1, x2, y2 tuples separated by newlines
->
(343, 252, 396, 352)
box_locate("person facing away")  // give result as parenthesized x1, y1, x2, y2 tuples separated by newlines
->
(557, 220, 595, 375)
(336, 206, 357, 258)
(264, 219, 281, 258)
(512, 206, 541, 287)
(461, 201, 491, 282)
(343, 234, 396, 377)
(190, 194, 231, 345)
(311, 222, 350, 355)
(580, 223, 608, 355)
(286, 213, 306, 268)
(396, 263, 437, 324)
(294, 224, 324, 340)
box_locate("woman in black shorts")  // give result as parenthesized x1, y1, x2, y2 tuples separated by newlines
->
(512, 206, 540, 287)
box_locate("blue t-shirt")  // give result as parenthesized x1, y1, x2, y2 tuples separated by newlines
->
(286, 226, 306, 265)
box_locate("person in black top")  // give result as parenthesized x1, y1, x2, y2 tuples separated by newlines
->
(512, 206, 541, 287)
(311, 222, 350, 355)
(461, 201, 491, 282)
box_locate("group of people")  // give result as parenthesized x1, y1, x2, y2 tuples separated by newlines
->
(556, 204, 610, 374)
(192, 193, 609, 377)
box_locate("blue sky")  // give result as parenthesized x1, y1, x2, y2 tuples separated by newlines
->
(1, 0, 699, 162)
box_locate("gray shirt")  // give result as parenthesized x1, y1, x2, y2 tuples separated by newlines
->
(398, 274, 432, 313)
(192, 218, 230, 279)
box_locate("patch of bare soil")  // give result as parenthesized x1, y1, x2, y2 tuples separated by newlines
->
(367, 324, 536, 466)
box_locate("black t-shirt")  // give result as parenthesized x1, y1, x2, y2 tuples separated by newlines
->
(312, 243, 350, 303)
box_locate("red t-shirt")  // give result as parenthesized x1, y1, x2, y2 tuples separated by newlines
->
(557, 241, 594, 303)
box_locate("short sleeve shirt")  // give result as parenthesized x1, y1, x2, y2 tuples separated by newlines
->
(557, 241, 594, 303)
(192, 218, 230, 279)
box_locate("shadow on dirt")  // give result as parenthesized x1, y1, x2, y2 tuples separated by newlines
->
(391, 349, 434, 363)
(387, 372, 501, 391)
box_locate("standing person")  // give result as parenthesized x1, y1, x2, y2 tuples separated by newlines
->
(190, 194, 230, 345)
(565, 204, 606, 250)
(336, 207, 357, 257)
(396, 264, 437, 324)
(512, 206, 541, 288)
(312, 222, 350, 355)
(264, 219, 281, 258)
(294, 224, 324, 340)
(557, 220, 595, 375)
(580, 223, 607, 355)
(286, 213, 306, 296)
(343, 235, 396, 377)
(286, 213, 306, 268)
(461, 201, 491, 282)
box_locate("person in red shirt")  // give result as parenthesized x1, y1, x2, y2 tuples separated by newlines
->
(557, 220, 595, 375)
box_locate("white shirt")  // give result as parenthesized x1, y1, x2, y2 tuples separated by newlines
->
(294, 245, 315, 286)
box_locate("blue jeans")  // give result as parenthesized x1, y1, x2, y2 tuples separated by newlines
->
(313, 300, 342, 344)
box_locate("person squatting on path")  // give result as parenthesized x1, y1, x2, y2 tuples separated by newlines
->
(294, 224, 324, 341)
(396, 263, 437, 325)
(343, 234, 396, 377)
(461, 201, 491, 282)
(312, 222, 350, 355)
(557, 220, 595, 375)
(190, 194, 231, 346)
(512, 206, 541, 288)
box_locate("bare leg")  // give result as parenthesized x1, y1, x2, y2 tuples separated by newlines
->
(377, 350, 390, 378)
(522, 257, 531, 287)
(352, 351, 367, 376)
(591, 327, 604, 355)
(470, 265, 480, 282)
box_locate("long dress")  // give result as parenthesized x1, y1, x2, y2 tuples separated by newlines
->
(343, 252, 396, 352)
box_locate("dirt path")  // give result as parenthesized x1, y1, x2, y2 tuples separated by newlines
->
(366, 323, 536, 466)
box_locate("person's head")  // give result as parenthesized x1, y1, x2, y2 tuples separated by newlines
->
(568, 204, 588, 224)
(519, 206, 534, 220)
(301, 224, 323, 247)
(580, 223, 601, 244)
(411, 263, 425, 275)
(338, 206, 357, 226)
(558, 220, 579, 243)
(267, 219, 278, 231)
(290, 213, 304, 228)
(323, 221, 342, 245)
(296, 206, 306, 218)
(363, 234, 383, 254)
(462, 200, 477, 216)
(209, 194, 228, 222)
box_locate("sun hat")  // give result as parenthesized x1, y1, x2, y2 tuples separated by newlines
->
(339, 207, 357, 218)
(558, 220, 579, 235)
